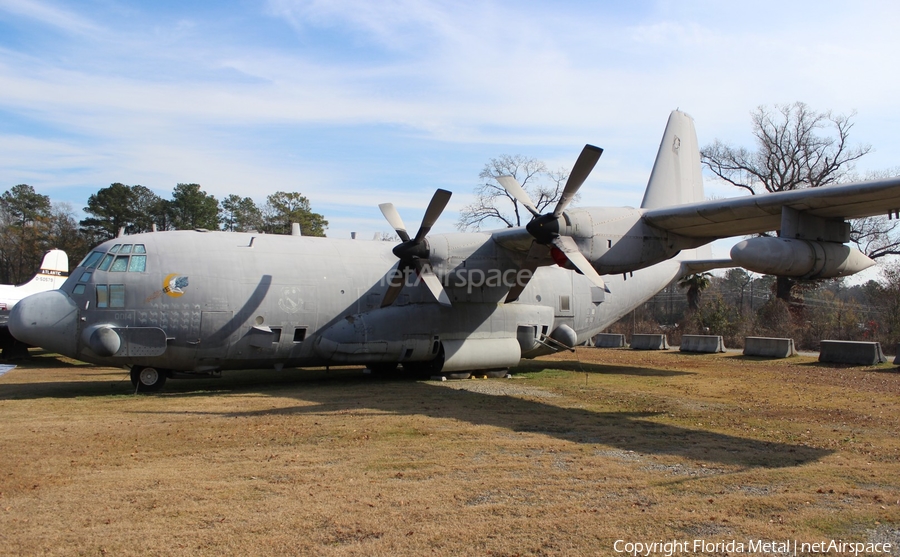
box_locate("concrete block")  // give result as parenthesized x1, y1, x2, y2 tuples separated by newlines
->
(630, 334, 669, 350)
(592, 333, 626, 348)
(680, 335, 726, 353)
(743, 337, 797, 358)
(819, 340, 887, 365)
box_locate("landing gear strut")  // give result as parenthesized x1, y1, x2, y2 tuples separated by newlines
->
(130, 366, 167, 393)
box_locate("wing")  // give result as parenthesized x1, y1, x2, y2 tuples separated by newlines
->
(642, 177, 900, 238)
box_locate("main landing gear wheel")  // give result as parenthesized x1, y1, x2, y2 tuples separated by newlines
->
(130, 366, 167, 393)
(365, 363, 399, 375)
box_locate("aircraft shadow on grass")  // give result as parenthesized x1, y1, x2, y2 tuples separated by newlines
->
(512, 358, 695, 377)
(213, 382, 830, 469)
(146, 370, 825, 470)
(0, 357, 831, 468)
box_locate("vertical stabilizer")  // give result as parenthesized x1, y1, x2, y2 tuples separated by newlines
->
(640, 110, 704, 209)
(39, 249, 68, 275)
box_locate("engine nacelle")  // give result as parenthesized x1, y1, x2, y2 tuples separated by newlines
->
(730, 237, 874, 279)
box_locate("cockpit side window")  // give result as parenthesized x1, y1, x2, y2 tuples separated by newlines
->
(96, 285, 108, 308)
(79, 251, 105, 269)
(109, 244, 122, 254)
(98, 254, 114, 271)
(109, 285, 125, 308)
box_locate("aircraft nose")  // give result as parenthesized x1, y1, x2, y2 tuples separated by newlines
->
(9, 290, 78, 356)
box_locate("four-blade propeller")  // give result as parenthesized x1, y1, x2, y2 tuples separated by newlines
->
(378, 189, 453, 308)
(500, 144, 609, 302)
(376, 144, 608, 307)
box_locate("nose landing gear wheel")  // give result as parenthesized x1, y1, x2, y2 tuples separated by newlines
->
(130, 366, 167, 392)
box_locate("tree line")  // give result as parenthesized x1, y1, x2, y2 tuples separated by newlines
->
(0, 182, 327, 284)
(607, 265, 900, 354)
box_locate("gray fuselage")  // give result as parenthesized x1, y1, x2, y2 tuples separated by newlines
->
(9, 228, 686, 374)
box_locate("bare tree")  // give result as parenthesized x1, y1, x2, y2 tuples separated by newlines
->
(375, 232, 399, 242)
(457, 154, 570, 231)
(848, 168, 900, 258)
(701, 102, 880, 302)
(701, 102, 871, 195)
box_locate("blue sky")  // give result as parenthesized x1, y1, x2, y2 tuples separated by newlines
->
(2, 0, 900, 246)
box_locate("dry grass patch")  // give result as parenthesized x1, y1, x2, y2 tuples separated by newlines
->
(1, 348, 899, 555)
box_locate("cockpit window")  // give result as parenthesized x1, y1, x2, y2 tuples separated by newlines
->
(109, 285, 125, 308)
(87, 244, 148, 273)
(110, 256, 129, 272)
(96, 285, 108, 308)
(128, 255, 147, 272)
(79, 251, 105, 269)
(98, 254, 114, 271)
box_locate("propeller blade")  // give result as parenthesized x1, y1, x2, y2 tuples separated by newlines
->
(504, 242, 548, 303)
(553, 144, 603, 217)
(380, 263, 408, 308)
(496, 176, 540, 218)
(551, 235, 609, 292)
(380, 188, 452, 308)
(414, 189, 452, 243)
(378, 203, 411, 242)
(414, 259, 451, 307)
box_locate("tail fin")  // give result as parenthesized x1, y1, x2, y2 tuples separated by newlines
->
(38, 249, 68, 276)
(640, 110, 704, 209)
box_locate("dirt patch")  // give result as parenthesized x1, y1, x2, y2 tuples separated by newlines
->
(0, 348, 898, 555)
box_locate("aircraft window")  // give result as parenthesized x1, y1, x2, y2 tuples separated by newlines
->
(109, 244, 121, 254)
(98, 254, 114, 271)
(270, 327, 282, 343)
(559, 295, 571, 312)
(96, 285, 108, 308)
(110, 285, 125, 308)
(293, 328, 307, 343)
(79, 251, 105, 268)
(79, 271, 92, 283)
(120, 244, 133, 254)
(133, 244, 146, 254)
(128, 255, 146, 272)
(110, 256, 129, 272)
(73, 284, 85, 295)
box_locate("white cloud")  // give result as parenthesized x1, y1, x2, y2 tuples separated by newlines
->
(0, 0, 103, 36)
(1, 0, 899, 245)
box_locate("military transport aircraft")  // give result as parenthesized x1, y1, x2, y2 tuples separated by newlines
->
(9, 111, 900, 391)
(0, 249, 68, 357)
